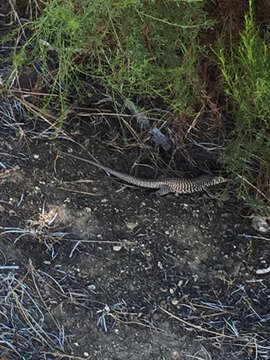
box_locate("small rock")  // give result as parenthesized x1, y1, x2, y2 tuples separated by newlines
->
(171, 350, 181, 359)
(177, 280, 183, 287)
(113, 245, 122, 252)
(251, 215, 270, 234)
(171, 298, 179, 305)
(126, 221, 137, 231)
(87, 284, 96, 291)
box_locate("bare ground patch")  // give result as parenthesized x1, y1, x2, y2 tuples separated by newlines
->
(0, 131, 269, 360)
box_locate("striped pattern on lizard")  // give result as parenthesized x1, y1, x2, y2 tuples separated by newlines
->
(60, 152, 226, 195)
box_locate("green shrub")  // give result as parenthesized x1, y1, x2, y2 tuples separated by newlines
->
(214, 0, 270, 211)
(7, 0, 212, 119)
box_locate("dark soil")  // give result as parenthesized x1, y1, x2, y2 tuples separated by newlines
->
(0, 1, 270, 359)
(0, 127, 270, 360)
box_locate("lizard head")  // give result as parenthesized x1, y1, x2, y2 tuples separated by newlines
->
(213, 176, 227, 184)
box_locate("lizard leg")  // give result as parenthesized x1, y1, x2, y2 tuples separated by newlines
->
(204, 188, 219, 199)
(155, 185, 171, 196)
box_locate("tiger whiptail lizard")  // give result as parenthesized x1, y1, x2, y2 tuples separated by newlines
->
(60, 152, 227, 195)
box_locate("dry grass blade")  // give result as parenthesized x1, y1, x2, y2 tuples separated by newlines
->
(236, 173, 270, 203)
(0, 269, 68, 358)
(42, 352, 91, 360)
(159, 306, 235, 339)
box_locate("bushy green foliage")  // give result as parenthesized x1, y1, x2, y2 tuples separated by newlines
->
(8, 0, 212, 118)
(5, 0, 269, 211)
(215, 0, 270, 210)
